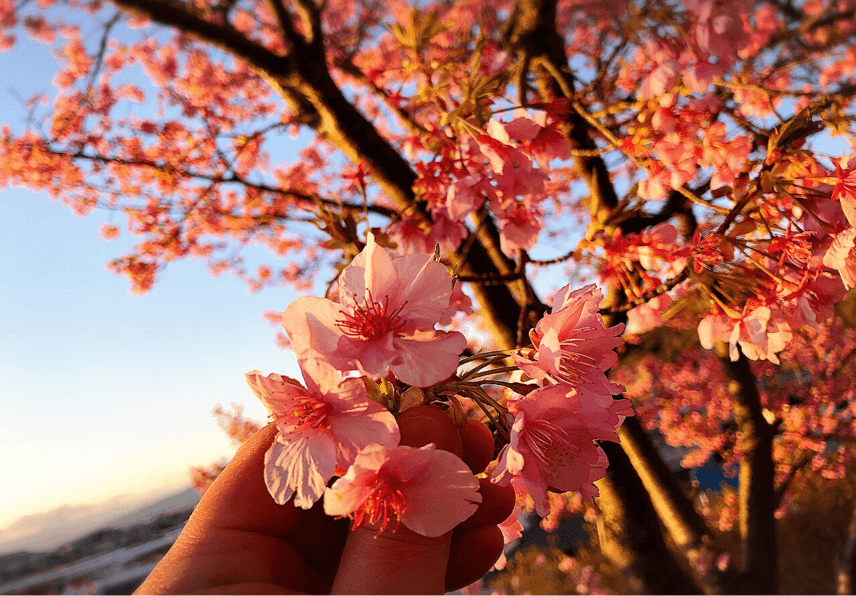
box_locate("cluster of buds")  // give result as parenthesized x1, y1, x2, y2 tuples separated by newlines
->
(245, 233, 631, 537)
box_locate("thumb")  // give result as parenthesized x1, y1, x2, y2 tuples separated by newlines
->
(330, 406, 462, 595)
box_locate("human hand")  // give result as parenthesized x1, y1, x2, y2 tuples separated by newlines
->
(135, 406, 515, 595)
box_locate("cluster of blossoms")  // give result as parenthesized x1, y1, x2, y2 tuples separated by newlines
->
(688, 156, 856, 366)
(244, 233, 631, 537)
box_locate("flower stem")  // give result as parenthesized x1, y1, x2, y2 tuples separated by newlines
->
(463, 388, 510, 442)
(463, 366, 520, 381)
(458, 349, 516, 365)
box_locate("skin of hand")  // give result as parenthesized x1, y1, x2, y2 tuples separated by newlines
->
(135, 406, 516, 595)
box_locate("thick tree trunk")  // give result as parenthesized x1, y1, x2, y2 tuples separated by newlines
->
(597, 441, 703, 594)
(716, 343, 779, 594)
(503, 0, 720, 590)
(837, 501, 856, 594)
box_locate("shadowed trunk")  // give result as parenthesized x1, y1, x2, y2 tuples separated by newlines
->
(716, 342, 778, 594)
(597, 441, 703, 594)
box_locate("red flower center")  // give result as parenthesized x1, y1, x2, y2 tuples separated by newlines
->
(337, 290, 406, 340)
(352, 469, 408, 533)
(290, 394, 332, 430)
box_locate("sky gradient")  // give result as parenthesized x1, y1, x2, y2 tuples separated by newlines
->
(0, 31, 302, 529)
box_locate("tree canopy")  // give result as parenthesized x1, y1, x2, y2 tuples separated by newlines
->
(3, 0, 856, 592)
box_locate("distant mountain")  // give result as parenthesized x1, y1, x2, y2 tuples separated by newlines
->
(0, 486, 200, 555)
(108, 488, 200, 528)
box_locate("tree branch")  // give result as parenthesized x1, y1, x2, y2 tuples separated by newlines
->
(502, 1, 720, 590)
(108, 0, 530, 349)
(51, 145, 397, 218)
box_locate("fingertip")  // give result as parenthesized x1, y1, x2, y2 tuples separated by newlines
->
(445, 525, 505, 592)
(459, 419, 495, 474)
(459, 478, 517, 529)
(398, 405, 463, 457)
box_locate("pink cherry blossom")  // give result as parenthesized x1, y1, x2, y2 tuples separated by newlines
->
(515, 284, 625, 395)
(446, 174, 486, 221)
(245, 358, 399, 509)
(823, 226, 856, 289)
(498, 203, 543, 255)
(833, 156, 856, 227)
(698, 310, 733, 349)
(685, 0, 749, 64)
(491, 384, 632, 517)
(639, 58, 681, 99)
(282, 233, 467, 387)
(504, 109, 572, 169)
(323, 443, 481, 537)
(726, 305, 792, 364)
(699, 304, 792, 363)
(626, 293, 673, 335)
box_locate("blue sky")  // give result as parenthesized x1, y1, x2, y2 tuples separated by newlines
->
(0, 184, 301, 527)
(0, 31, 302, 528)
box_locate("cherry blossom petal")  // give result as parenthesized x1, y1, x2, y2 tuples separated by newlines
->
(339, 232, 401, 308)
(397, 449, 482, 537)
(823, 227, 856, 289)
(393, 254, 455, 330)
(322, 460, 378, 518)
(282, 297, 345, 362)
(265, 433, 337, 508)
(392, 330, 467, 386)
(245, 370, 307, 415)
(329, 402, 401, 470)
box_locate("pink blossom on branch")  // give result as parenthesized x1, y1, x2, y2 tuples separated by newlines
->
(282, 233, 467, 387)
(324, 443, 481, 537)
(626, 293, 673, 335)
(245, 358, 399, 509)
(515, 284, 625, 395)
(832, 156, 856, 227)
(699, 304, 792, 364)
(491, 384, 633, 517)
(823, 226, 856, 289)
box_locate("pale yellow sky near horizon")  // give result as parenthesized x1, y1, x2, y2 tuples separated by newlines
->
(0, 29, 302, 534)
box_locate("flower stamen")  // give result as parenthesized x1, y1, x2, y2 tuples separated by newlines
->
(337, 290, 407, 340)
(525, 420, 581, 468)
(351, 470, 408, 533)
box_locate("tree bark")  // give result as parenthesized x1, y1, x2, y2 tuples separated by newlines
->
(716, 342, 779, 594)
(597, 441, 703, 594)
(837, 501, 856, 594)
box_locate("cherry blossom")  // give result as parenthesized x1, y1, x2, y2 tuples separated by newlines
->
(515, 284, 625, 395)
(491, 384, 632, 517)
(324, 443, 481, 537)
(833, 156, 856, 226)
(626, 293, 673, 335)
(823, 227, 856, 289)
(245, 358, 399, 508)
(5, 1, 856, 589)
(282, 233, 467, 387)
